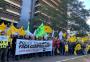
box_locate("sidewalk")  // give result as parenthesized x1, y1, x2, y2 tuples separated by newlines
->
(8, 55, 90, 62)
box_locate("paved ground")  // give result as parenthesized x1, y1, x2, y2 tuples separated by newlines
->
(9, 55, 90, 62)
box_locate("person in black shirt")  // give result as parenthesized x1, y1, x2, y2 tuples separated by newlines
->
(11, 35, 18, 60)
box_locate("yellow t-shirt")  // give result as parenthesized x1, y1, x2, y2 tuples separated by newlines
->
(63, 33, 67, 38)
(68, 36, 77, 42)
(81, 37, 88, 43)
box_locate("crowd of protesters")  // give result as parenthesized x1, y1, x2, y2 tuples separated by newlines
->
(52, 30, 90, 56)
(0, 29, 90, 62)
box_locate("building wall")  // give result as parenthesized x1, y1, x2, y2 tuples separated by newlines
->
(30, 0, 68, 30)
(0, 0, 21, 24)
(32, 0, 61, 25)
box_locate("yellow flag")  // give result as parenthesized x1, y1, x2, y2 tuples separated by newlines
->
(7, 24, 17, 36)
(18, 26, 26, 36)
(44, 25, 52, 33)
(6, 29, 11, 36)
(0, 22, 6, 31)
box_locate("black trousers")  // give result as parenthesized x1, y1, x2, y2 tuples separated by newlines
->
(0, 48, 8, 62)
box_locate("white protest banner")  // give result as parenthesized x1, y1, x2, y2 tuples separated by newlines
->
(0, 36, 8, 48)
(15, 39, 52, 55)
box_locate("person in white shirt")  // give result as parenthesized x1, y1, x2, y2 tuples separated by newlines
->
(59, 31, 63, 41)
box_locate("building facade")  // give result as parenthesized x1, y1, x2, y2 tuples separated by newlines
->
(0, 0, 22, 25)
(33, 0, 60, 24)
(30, 0, 66, 30)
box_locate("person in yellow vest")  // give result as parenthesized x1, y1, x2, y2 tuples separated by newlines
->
(0, 31, 8, 62)
(64, 42, 69, 55)
(6, 35, 13, 61)
(74, 43, 82, 55)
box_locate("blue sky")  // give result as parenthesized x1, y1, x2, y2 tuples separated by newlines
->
(80, 0, 90, 9)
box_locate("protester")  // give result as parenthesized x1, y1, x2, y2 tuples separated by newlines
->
(52, 37, 56, 56)
(63, 31, 67, 39)
(11, 34, 18, 60)
(1, 22, 90, 62)
(0, 31, 8, 62)
(59, 39, 65, 55)
(59, 30, 63, 41)
(86, 43, 90, 54)
(64, 42, 69, 55)
(7, 35, 13, 62)
(74, 43, 82, 55)
(54, 37, 57, 55)
(54, 37, 60, 55)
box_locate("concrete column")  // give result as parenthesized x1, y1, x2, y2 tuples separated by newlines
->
(17, 0, 33, 30)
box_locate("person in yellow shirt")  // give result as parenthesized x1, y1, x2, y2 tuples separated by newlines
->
(81, 37, 88, 43)
(64, 42, 68, 55)
(74, 43, 82, 55)
(67, 36, 76, 55)
(63, 32, 67, 39)
(68, 35, 77, 43)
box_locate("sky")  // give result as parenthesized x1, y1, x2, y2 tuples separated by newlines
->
(80, 0, 90, 9)
(80, 0, 90, 25)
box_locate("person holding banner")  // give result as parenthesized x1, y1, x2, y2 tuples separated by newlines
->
(0, 31, 8, 62)
(52, 37, 56, 56)
(11, 34, 18, 60)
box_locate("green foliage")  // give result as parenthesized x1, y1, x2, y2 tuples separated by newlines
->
(33, 0, 90, 31)
(67, 0, 90, 31)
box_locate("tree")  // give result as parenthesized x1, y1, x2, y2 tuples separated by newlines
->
(33, 3, 62, 30)
(33, 0, 90, 32)
(67, 0, 90, 31)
